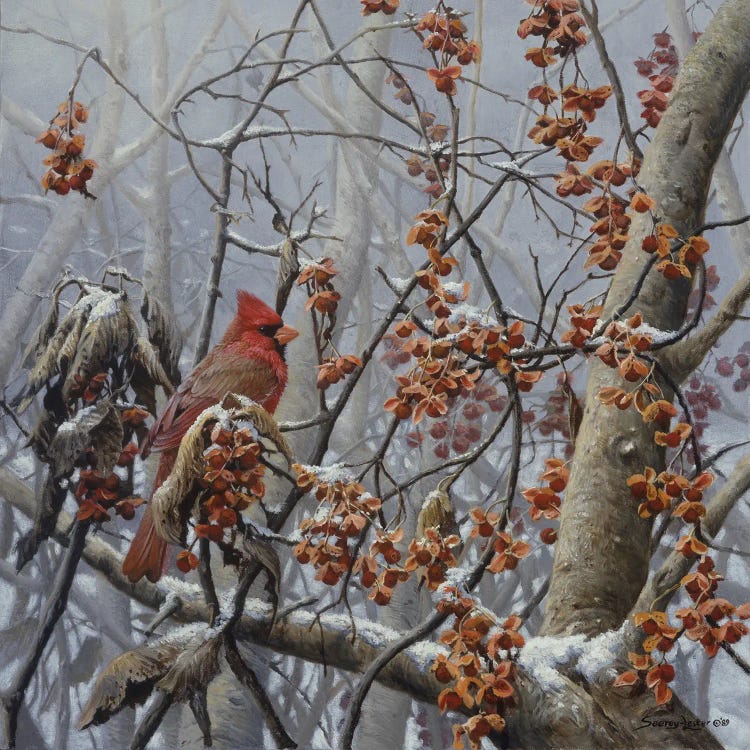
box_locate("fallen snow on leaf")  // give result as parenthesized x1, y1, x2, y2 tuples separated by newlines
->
(297, 462, 353, 484)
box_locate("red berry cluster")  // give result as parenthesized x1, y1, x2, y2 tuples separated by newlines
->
(360, 0, 398, 15)
(354, 528, 410, 606)
(403, 527, 461, 591)
(433, 589, 524, 749)
(594, 312, 654, 378)
(520, 458, 569, 543)
(714, 345, 750, 394)
(68, 372, 109, 404)
(75, 469, 143, 523)
(37, 101, 97, 198)
(428, 382, 507, 460)
(641, 225, 710, 281)
(634, 32, 678, 128)
(299, 257, 341, 315)
(72, 402, 149, 524)
(186, 422, 266, 563)
(616, 566, 750, 705)
(293, 465, 382, 587)
(417, 6, 480, 97)
(627, 467, 711, 521)
(405, 145, 452, 199)
(299, 258, 363, 391)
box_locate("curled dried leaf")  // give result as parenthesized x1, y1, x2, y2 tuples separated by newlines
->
(156, 634, 222, 702)
(47, 401, 123, 479)
(77, 637, 183, 729)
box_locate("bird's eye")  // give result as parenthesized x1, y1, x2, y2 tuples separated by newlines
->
(258, 325, 277, 337)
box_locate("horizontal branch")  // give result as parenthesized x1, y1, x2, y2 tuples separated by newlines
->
(0, 467, 628, 746)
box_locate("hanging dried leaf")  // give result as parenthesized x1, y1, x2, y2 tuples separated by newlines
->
(77, 637, 183, 729)
(275, 237, 300, 314)
(15, 476, 67, 571)
(416, 488, 458, 540)
(18, 310, 84, 412)
(155, 634, 222, 702)
(63, 291, 138, 401)
(130, 336, 176, 405)
(21, 295, 59, 369)
(141, 291, 182, 386)
(152, 399, 290, 546)
(188, 689, 212, 746)
(150, 408, 218, 545)
(46, 401, 122, 479)
(243, 536, 281, 602)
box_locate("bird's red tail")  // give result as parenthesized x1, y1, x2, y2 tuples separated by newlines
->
(122, 450, 176, 583)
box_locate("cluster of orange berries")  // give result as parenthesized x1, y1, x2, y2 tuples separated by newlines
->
(293, 465, 382, 588)
(518, 0, 587, 60)
(68, 372, 109, 403)
(424, 382, 507, 459)
(433, 588, 524, 749)
(642, 225, 710, 281)
(37, 101, 97, 198)
(416, 6, 480, 96)
(298, 258, 363, 391)
(404, 138, 452, 199)
(626, 467, 712, 522)
(404, 527, 461, 591)
(635, 32, 678, 128)
(520, 457, 570, 543)
(354, 528, 411, 606)
(360, 0, 398, 15)
(176, 422, 266, 572)
(75, 467, 143, 524)
(593, 312, 653, 378)
(519, 1, 663, 272)
(73, 415, 150, 525)
(387, 206, 543, 428)
(299, 257, 341, 315)
(616, 573, 750, 705)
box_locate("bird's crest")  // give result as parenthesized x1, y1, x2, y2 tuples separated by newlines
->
(236, 290, 282, 327)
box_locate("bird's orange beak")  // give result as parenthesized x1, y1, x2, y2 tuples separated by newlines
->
(274, 324, 299, 346)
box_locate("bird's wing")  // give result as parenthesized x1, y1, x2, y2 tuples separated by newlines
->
(143, 350, 281, 455)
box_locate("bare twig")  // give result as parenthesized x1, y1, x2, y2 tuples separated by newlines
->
(0, 520, 90, 750)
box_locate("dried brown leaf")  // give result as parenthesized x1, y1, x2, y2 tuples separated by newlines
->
(417, 488, 458, 540)
(77, 637, 183, 729)
(155, 634, 222, 702)
(140, 291, 182, 386)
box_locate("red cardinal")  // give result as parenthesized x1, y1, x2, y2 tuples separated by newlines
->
(122, 291, 298, 583)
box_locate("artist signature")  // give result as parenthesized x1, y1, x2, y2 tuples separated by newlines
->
(636, 715, 730, 731)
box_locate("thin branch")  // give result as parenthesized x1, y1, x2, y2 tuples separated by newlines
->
(340, 383, 524, 749)
(0, 520, 90, 750)
(579, 1, 642, 160)
(224, 634, 297, 748)
(129, 692, 174, 750)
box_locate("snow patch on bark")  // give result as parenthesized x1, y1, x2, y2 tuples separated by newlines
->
(519, 626, 624, 690)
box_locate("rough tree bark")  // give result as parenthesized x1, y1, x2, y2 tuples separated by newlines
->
(543, 0, 750, 639)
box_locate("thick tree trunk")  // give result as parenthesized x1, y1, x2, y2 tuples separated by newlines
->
(542, 0, 750, 638)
